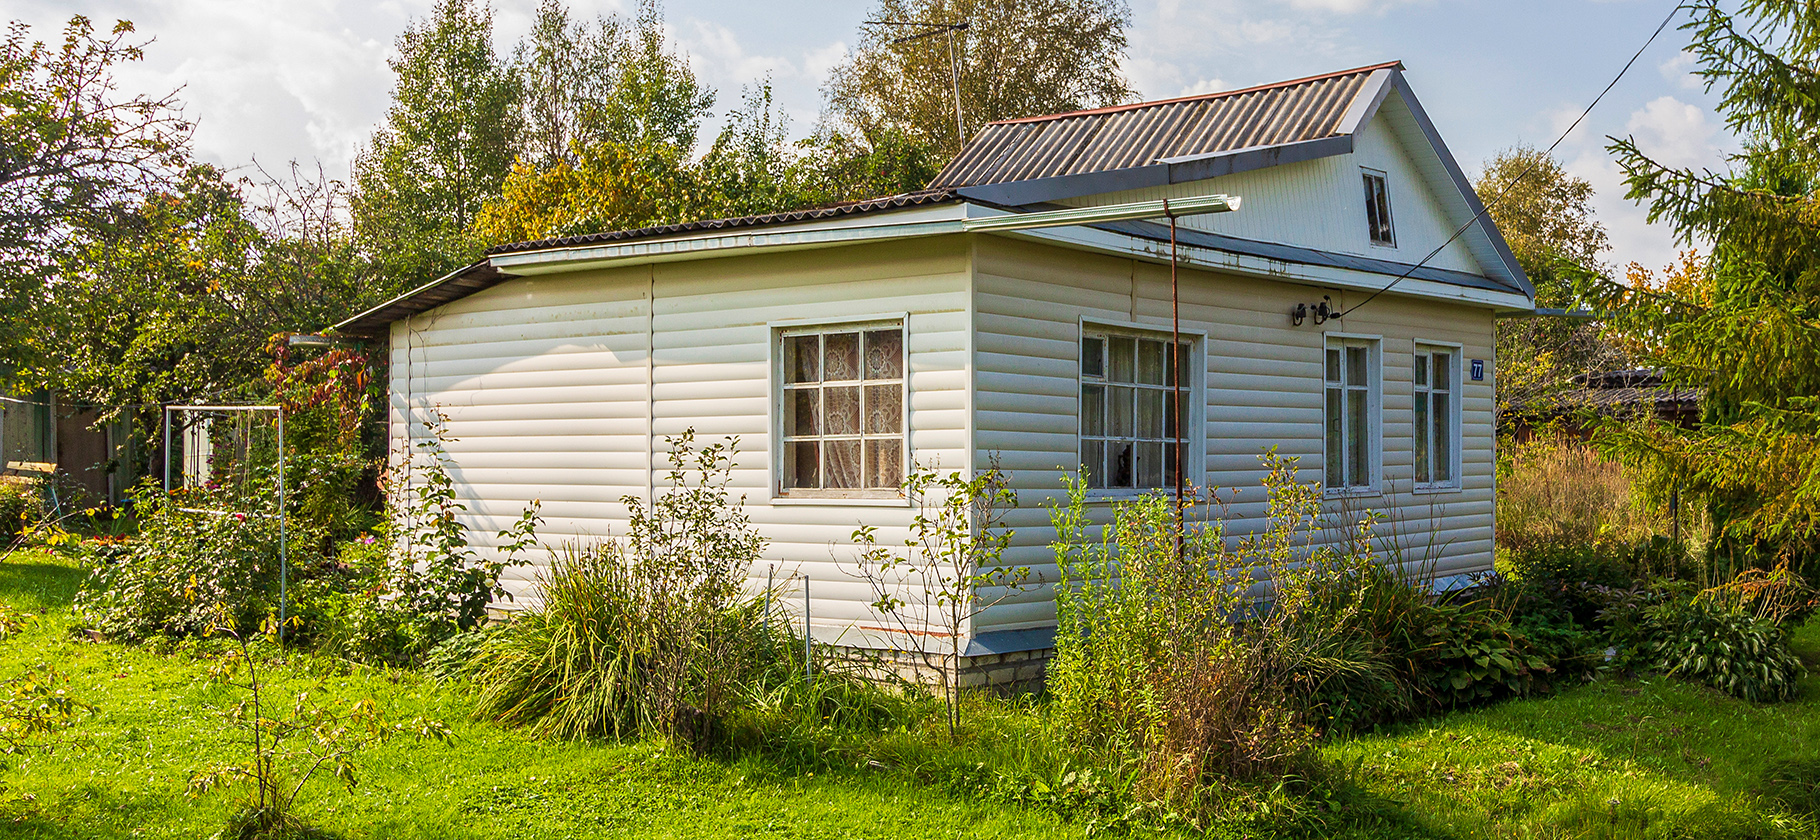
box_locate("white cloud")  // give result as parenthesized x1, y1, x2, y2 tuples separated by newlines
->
(1280, 0, 1424, 14)
(672, 18, 844, 137)
(1657, 50, 1703, 91)
(1553, 96, 1729, 273)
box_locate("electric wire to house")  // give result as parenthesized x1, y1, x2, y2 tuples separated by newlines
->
(1334, 2, 1680, 320)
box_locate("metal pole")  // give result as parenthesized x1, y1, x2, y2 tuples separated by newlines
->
(803, 575, 813, 681)
(1170, 207, 1185, 557)
(946, 27, 964, 149)
(162, 407, 172, 493)
(764, 564, 774, 638)
(276, 409, 287, 643)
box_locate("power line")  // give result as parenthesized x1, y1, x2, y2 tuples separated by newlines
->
(1335, 2, 1680, 319)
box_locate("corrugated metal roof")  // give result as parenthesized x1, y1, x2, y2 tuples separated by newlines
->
(334, 189, 962, 337)
(485, 189, 960, 256)
(931, 61, 1399, 189)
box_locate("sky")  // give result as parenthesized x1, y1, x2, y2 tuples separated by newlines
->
(6, 0, 1732, 272)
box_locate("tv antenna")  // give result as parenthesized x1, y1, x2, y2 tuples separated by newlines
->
(867, 19, 971, 148)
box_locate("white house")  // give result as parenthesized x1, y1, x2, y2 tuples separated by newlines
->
(335, 61, 1534, 678)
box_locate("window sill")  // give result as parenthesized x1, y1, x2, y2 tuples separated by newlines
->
(1083, 489, 1180, 503)
(771, 494, 910, 508)
(1323, 487, 1383, 501)
(1411, 484, 1463, 496)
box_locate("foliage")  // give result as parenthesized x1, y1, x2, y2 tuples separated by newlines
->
(33, 162, 382, 432)
(318, 418, 539, 665)
(0, 665, 89, 754)
(1498, 431, 1675, 553)
(824, 0, 1135, 154)
(351, 0, 521, 284)
(265, 343, 382, 546)
(188, 621, 450, 839)
(74, 482, 286, 641)
(0, 479, 39, 546)
(1584, 1, 1820, 569)
(848, 460, 1027, 741)
(469, 431, 770, 752)
(0, 15, 189, 370)
(473, 4, 828, 247)
(1047, 452, 1391, 806)
(1646, 595, 1806, 702)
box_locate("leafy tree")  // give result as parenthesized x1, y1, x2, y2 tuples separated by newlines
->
(1476, 146, 1627, 415)
(1585, 1, 1820, 566)
(351, 0, 522, 287)
(822, 0, 1135, 156)
(475, 4, 818, 246)
(514, 0, 622, 170)
(0, 15, 188, 374)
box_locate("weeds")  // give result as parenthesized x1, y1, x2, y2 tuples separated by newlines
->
(188, 618, 451, 839)
(847, 459, 1029, 740)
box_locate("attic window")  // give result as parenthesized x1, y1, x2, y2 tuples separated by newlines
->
(1362, 169, 1396, 247)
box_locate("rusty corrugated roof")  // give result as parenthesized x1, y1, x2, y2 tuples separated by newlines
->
(932, 61, 1399, 189)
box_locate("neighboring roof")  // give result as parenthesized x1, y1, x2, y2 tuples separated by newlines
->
(932, 61, 1400, 191)
(335, 190, 962, 337)
(1509, 369, 1702, 422)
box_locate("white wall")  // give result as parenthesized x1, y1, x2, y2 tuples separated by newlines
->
(969, 235, 1497, 638)
(1060, 111, 1484, 277)
(389, 237, 973, 645)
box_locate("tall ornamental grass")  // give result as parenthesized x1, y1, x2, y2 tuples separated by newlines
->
(468, 432, 783, 752)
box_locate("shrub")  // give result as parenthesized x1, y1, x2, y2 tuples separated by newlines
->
(1647, 596, 1806, 702)
(1048, 452, 1390, 802)
(468, 431, 773, 752)
(0, 479, 37, 546)
(1497, 432, 1670, 551)
(74, 483, 287, 640)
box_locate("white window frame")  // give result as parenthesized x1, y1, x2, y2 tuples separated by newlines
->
(1362, 167, 1396, 248)
(1076, 317, 1205, 499)
(1412, 340, 1464, 493)
(769, 315, 909, 504)
(1322, 333, 1382, 497)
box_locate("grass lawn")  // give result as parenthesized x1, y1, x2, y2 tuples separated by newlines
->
(2, 549, 1818, 839)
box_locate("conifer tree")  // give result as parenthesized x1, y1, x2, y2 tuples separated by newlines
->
(1588, 1, 1820, 565)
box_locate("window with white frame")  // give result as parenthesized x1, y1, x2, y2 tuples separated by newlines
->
(1413, 345, 1459, 488)
(1323, 336, 1378, 492)
(1363, 169, 1396, 247)
(1079, 330, 1192, 490)
(779, 323, 905, 495)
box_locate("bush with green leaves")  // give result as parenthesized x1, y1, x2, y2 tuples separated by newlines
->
(468, 431, 773, 752)
(0, 479, 38, 546)
(74, 482, 289, 640)
(1049, 451, 1391, 804)
(1647, 596, 1805, 702)
(308, 421, 541, 665)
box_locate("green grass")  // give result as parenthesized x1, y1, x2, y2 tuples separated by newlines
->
(3, 548, 1820, 839)
(0, 551, 1098, 839)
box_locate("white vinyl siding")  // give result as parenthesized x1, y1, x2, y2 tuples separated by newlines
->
(969, 236, 1497, 639)
(388, 238, 970, 644)
(1055, 101, 1484, 276)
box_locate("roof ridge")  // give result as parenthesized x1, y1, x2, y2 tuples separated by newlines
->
(986, 60, 1403, 127)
